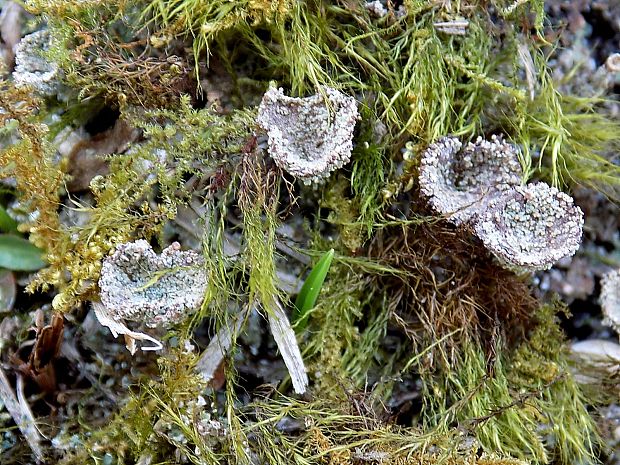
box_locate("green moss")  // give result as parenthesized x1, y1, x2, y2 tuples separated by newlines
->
(243, 394, 530, 465)
(4, 2, 616, 463)
(237, 152, 284, 318)
(0, 82, 67, 298)
(322, 178, 366, 252)
(33, 0, 620, 198)
(142, 0, 294, 80)
(349, 105, 392, 240)
(421, 305, 600, 464)
(509, 58, 620, 195)
(301, 251, 411, 391)
(302, 265, 366, 390)
(128, 97, 256, 203)
(59, 348, 212, 465)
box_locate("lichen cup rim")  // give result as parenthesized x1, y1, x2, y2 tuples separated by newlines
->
(418, 135, 523, 225)
(473, 182, 584, 272)
(256, 85, 359, 184)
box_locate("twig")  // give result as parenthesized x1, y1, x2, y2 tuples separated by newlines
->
(466, 374, 565, 428)
(196, 307, 248, 383)
(0, 366, 44, 461)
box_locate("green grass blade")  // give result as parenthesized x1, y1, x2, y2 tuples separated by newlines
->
(293, 248, 334, 332)
(0, 234, 46, 271)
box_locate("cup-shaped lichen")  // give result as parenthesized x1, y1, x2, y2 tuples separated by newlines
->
(99, 240, 207, 328)
(473, 183, 584, 272)
(256, 86, 359, 184)
(418, 135, 522, 225)
(600, 268, 620, 336)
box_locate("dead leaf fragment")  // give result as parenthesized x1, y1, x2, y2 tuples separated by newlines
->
(93, 302, 163, 355)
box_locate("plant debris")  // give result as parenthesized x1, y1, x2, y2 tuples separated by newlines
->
(601, 268, 620, 337)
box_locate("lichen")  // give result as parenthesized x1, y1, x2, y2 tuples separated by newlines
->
(257, 86, 359, 184)
(13, 30, 63, 97)
(418, 135, 584, 272)
(474, 183, 584, 272)
(418, 135, 522, 225)
(98, 240, 207, 328)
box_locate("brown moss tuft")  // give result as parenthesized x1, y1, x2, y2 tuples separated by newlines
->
(37, 0, 195, 109)
(368, 215, 539, 362)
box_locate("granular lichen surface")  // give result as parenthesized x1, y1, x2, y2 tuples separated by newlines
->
(474, 183, 584, 271)
(99, 240, 207, 328)
(419, 135, 522, 225)
(257, 86, 359, 184)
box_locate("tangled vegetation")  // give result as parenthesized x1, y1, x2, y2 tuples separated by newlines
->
(0, 0, 618, 463)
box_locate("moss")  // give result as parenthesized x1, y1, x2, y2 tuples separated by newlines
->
(127, 96, 256, 203)
(30, 0, 193, 108)
(33, 0, 620, 199)
(237, 152, 282, 314)
(340, 292, 394, 385)
(47, 98, 258, 312)
(66, 375, 539, 465)
(349, 105, 392, 240)
(421, 304, 600, 464)
(59, 347, 210, 465)
(141, 0, 294, 78)
(301, 251, 409, 391)
(367, 218, 539, 359)
(302, 264, 366, 391)
(322, 177, 366, 252)
(3, 1, 616, 463)
(0, 84, 62, 242)
(508, 304, 601, 464)
(244, 394, 530, 465)
(0, 81, 259, 313)
(508, 58, 620, 195)
(0, 82, 66, 293)
(51, 0, 619, 199)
